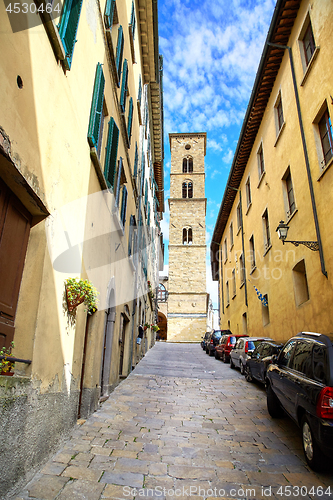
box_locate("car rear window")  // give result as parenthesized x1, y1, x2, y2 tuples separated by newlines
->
(312, 344, 329, 385)
(291, 341, 313, 378)
(230, 336, 236, 345)
(247, 340, 262, 351)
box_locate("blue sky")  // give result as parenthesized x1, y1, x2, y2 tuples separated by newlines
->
(158, 0, 276, 307)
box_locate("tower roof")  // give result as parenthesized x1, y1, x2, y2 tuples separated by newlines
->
(169, 132, 207, 156)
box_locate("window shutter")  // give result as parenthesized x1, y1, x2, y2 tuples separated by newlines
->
(59, 0, 83, 70)
(115, 157, 123, 206)
(144, 179, 148, 206)
(104, 0, 115, 29)
(87, 63, 105, 148)
(140, 149, 145, 193)
(128, 215, 135, 256)
(133, 142, 138, 177)
(147, 202, 150, 226)
(120, 59, 128, 113)
(130, 1, 136, 39)
(104, 117, 119, 189)
(115, 26, 124, 82)
(127, 97, 134, 144)
(138, 75, 142, 103)
(120, 186, 128, 226)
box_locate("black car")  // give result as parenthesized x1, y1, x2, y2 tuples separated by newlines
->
(245, 340, 283, 383)
(265, 332, 333, 471)
(205, 330, 223, 356)
(201, 331, 211, 350)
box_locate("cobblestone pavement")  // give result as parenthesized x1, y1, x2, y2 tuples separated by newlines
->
(13, 343, 333, 500)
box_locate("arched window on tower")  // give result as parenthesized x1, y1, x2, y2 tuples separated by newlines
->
(182, 226, 193, 245)
(182, 181, 193, 198)
(182, 156, 193, 173)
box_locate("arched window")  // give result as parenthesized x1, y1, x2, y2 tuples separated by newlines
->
(182, 181, 193, 198)
(182, 227, 193, 245)
(182, 156, 193, 173)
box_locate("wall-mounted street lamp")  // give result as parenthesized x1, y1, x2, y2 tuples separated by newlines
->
(276, 220, 319, 251)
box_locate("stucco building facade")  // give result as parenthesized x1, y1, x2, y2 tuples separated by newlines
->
(167, 133, 208, 342)
(0, 0, 164, 496)
(211, 0, 333, 343)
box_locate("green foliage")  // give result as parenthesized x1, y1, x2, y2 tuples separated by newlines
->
(65, 278, 99, 315)
(0, 342, 15, 374)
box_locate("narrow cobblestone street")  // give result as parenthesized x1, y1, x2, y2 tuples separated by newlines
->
(14, 344, 333, 500)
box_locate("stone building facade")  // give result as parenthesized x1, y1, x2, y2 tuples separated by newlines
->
(167, 133, 208, 342)
(211, 0, 333, 343)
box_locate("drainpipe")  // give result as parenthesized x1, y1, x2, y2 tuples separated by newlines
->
(267, 42, 327, 278)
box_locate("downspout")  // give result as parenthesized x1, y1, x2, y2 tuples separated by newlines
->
(267, 42, 327, 278)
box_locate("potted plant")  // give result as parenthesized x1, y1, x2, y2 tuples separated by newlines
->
(0, 342, 15, 376)
(65, 278, 99, 315)
(151, 324, 159, 332)
(144, 323, 150, 331)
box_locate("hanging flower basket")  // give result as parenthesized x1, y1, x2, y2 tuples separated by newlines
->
(65, 278, 99, 315)
(0, 342, 15, 376)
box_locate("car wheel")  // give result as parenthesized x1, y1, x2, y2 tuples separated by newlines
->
(209, 348, 214, 356)
(266, 384, 283, 418)
(240, 362, 245, 375)
(206, 348, 209, 354)
(301, 415, 324, 471)
(222, 352, 228, 364)
(245, 365, 253, 382)
(230, 358, 235, 369)
(215, 350, 219, 360)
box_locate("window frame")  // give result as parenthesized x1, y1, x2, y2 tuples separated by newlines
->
(262, 208, 271, 251)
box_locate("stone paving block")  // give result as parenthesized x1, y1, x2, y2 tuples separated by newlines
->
(27, 475, 69, 500)
(56, 479, 105, 500)
(246, 471, 289, 487)
(148, 463, 168, 476)
(104, 440, 127, 449)
(102, 483, 135, 499)
(111, 449, 139, 458)
(40, 462, 67, 476)
(113, 457, 150, 474)
(101, 471, 144, 489)
(52, 453, 72, 464)
(91, 446, 113, 456)
(62, 465, 103, 482)
(168, 465, 215, 481)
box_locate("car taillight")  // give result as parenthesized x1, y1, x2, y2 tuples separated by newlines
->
(316, 387, 333, 419)
(210, 339, 214, 344)
(245, 342, 248, 353)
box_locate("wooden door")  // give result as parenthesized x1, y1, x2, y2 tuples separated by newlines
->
(0, 177, 31, 349)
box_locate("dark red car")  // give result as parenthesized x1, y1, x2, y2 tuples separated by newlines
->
(215, 333, 248, 363)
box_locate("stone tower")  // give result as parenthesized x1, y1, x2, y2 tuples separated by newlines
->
(167, 132, 207, 342)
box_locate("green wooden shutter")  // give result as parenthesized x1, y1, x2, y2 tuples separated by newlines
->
(138, 75, 142, 102)
(130, 2, 136, 39)
(140, 149, 145, 194)
(58, 0, 83, 70)
(133, 142, 138, 177)
(144, 180, 148, 206)
(104, 117, 119, 189)
(120, 186, 128, 226)
(128, 215, 135, 256)
(115, 157, 123, 206)
(115, 26, 124, 83)
(104, 0, 115, 29)
(147, 202, 150, 227)
(120, 59, 128, 113)
(87, 64, 105, 148)
(127, 97, 133, 144)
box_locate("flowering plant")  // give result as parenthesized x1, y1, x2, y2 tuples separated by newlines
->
(151, 324, 159, 332)
(65, 278, 99, 315)
(0, 342, 15, 374)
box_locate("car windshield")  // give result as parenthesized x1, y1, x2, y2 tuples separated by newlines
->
(248, 340, 263, 351)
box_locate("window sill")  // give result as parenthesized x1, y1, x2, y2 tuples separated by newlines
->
(274, 121, 286, 147)
(257, 170, 266, 188)
(226, 302, 230, 308)
(232, 293, 236, 300)
(263, 244, 272, 257)
(239, 281, 245, 289)
(250, 265, 257, 275)
(224, 258, 228, 265)
(113, 208, 125, 235)
(128, 25, 136, 64)
(317, 156, 333, 182)
(245, 202, 252, 215)
(286, 208, 298, 223)
(236, 226, 241, 236)
(105, 29, 120, 88)
(230, 243, 234, 252)
(300, 46, 320, 87)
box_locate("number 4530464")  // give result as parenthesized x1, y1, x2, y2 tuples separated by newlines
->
(6, 2, 61, 14)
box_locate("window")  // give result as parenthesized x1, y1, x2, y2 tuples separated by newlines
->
(182, 181, 193, 199)
(292, 259, 309, 306)
(257, 144, 265, 180)
(224, 238, 227, 262)
(182, 227, 192, 245)
(249, 235, 255, 269)
(262, 209, 271, 250)
(120, 59, 128, 113)
(133, 142, 138, 178)
(236, 203, 241, 231)
(127, 97, 134, 145)
(104, 0, 116, 29)
(157, 283, 168, 302)
(129, 1, 136, 39)
(128, 215, 136, 256)
(229, 222, 234, 249)
(232, 269, 236, 298)
(239, 254, 245, 284)
(319, 108, 333, 167)
(313, 344, 328, 385)
(104, 117, 119, 189)
(279, 340, 297, 367)
(87, 63, 105, 150)
(275, 93, 284, 135)
(120, 185, 128, 227)
(245, 177, 251, 208)
(301, 18, 316, 67)
(115, 26, 124, 84)
(282, 167, 296, 217)
(115, 157, 124, 206)
(262, 294, 269, 326)
(183, 156, 193, 173)
(242, 313, 247, 335)
(226, 281, 230, 305)
(58, 0, 83, 70)
(291, 341, 313, 378)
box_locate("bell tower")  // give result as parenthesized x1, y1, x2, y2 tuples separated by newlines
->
(167, 132, 207, 342)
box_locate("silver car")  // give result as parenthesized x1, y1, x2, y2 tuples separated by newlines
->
(230, 336, 271, 374)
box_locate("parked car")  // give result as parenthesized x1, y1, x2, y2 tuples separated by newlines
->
(230, 337, 271, 374)
(215, 332, 247, 363)
(244, 340, 283, 383)
(205, 330, 224, 356)
(201, 331, 211, 350)
(265, 332, 333, 471)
